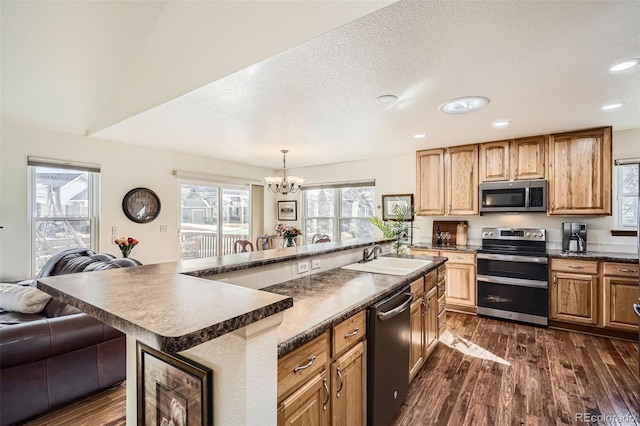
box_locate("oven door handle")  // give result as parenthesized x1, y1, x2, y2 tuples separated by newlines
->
(477, 274, 548, 289)
(476, 253, 548, 264)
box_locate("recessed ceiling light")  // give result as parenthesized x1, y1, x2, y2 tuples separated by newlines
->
(413, 133, 427, 139)
(602, 102, 624, 111)
(377, 95, 398, 104)
(492, 119, 511, 128)
(439, 96, 489, 114)
(609, 58, 640, 73)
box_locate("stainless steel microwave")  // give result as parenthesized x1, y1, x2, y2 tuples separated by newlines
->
(479, 180, 547, 213)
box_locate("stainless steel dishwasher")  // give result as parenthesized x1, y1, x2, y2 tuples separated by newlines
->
(367, 285, 413, 426)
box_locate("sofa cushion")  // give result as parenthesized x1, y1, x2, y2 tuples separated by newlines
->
(0, 283, 52, 314)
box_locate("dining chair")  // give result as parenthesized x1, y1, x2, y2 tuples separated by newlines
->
(256, 234, 275, 251)
(312, 234, 331, 244)
(234, 239, 254, 253)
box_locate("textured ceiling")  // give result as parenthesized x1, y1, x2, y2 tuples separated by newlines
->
(3, 1, 640, 169)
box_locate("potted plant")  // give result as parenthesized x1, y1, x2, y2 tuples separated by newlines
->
(368, 204, 414, 254)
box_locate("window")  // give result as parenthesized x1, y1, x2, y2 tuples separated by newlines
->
(179, 182, 250, 258)
(615, 163, 639, 229)
(302, 184, 375, 244)
(29, 159, 100, 275)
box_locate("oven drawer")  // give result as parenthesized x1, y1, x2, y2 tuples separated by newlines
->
(477, 279, 549, 318)
(551, 258, 598, 275)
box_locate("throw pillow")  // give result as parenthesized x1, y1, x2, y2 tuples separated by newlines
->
(0, 283, 52, 314)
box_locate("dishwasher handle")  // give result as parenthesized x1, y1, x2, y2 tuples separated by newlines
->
(377, 292, 413, 321)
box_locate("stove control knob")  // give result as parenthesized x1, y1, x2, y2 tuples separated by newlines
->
(526, 233, 531, 237)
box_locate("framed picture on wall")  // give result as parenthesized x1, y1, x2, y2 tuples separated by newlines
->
(382, 194, 414, 221)
(278, 200, 297, 221)
(137, 342, 212, 425)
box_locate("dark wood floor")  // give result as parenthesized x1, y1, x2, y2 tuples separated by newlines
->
(392, 312, 640, 426)
(24, 313, 639, 425)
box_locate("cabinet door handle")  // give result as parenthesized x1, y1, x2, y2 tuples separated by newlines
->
(344, 328, 359, 338)
(336, 368, 344, 397)
(421, 300, 427, 316)
(440, 204, 443, 214)
(515, 168, 518, 178)
(619, 268, 638, 273)
(323, 378, 330, 411)
(505, 169, 509, 179)
(553, 273, 557, 286)
(568, 265, 584, 269)
(551, 202, 554, 210)
(448, 204, 452, 214)
(293, 355, 317, 373)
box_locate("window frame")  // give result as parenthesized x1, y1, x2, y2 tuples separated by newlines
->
(301, 184, 375, 244)
(29, 163, 100, 275)
(613, 162, 639, 231)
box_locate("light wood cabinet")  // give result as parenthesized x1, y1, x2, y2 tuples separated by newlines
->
(278, 370, 330, 426)
(547, 127, 612, 215)
(550, 259, 599, 325)
(423, 285, 438, 358)
(479, 137, 545, 182)
(444, 252, 476, 309)
(602, 262, 639, 332)
(416, 149, 445, 215)
(410, 249, 475, 311)
(279, 313, 367, 426)
(409, 297, 425, 381)
(446, 145, 479, 215)
(331, 341, 366, 426)
(416, 145, 478, 216)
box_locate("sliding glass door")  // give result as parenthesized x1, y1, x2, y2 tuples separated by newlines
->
(179, 183, 249, 259)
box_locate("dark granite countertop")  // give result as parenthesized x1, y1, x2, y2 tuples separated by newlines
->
(37, 238, 392, 353)
(263, 255, 448, 357)
(547, 249, 638, 263)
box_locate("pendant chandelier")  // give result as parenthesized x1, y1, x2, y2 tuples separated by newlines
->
(264, 149, 305, 195)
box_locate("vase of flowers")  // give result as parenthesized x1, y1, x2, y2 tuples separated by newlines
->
(114, 237, 139, 258)
(275, 224, 301, 247)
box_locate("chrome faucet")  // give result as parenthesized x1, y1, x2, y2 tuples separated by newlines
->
(361, 244, 382, 263)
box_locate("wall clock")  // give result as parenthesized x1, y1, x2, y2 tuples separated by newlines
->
(122, 187, 161, 223)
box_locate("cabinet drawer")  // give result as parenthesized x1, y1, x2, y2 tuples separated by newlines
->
(445, 251, 475, 265)
(410, 276, 425, 299)
(437, 270, 446, 298)
(438, 294, 446, 314)
(278, 332, 330, 403)
(602, 262, 639, 278)
(331, 311, 366, 358)
(551, 258, 598, 275)
(425, 269, 437, 290)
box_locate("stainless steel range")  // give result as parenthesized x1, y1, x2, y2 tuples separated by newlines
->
(476, 227, 549, 326)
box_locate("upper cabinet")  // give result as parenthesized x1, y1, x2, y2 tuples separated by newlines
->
(416, 145, 478, 216)
(479, 136, 545, 182)
(416, 149, 445, 215)
(547, 127, 612, 215)
(446, 145, 478, 215)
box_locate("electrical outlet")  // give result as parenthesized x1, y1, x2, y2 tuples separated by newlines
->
(297, 261, 310, 274)
(382, 245, 392, 254)
(311, 259, 321, 270)
(160, 225, 168, 233)
(111, 226, 118, 235)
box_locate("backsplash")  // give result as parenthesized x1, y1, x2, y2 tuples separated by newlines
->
(413, 214, 638, 254)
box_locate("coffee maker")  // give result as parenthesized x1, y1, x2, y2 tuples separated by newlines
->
(562, 222, 587, 253)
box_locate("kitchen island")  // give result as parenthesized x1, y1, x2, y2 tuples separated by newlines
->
(36, 238, 444, 426)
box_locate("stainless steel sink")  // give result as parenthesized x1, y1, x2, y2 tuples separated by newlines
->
(341, 257, 432, 276)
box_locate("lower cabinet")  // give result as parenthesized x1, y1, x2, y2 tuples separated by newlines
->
(603, 261, 640, 332)
(408, 268, 443, 383)
(550, 271, 599, 325)
(330, 341, 366, 425)
(278, 370, 330, 426)
(278, 312, 367, 426)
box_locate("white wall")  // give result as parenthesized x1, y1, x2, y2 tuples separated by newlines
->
(287, 128, 640, 253)
(0, 121, 273, 280)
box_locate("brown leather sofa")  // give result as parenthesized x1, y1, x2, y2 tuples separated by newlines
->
(0, 249, 138, 425)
